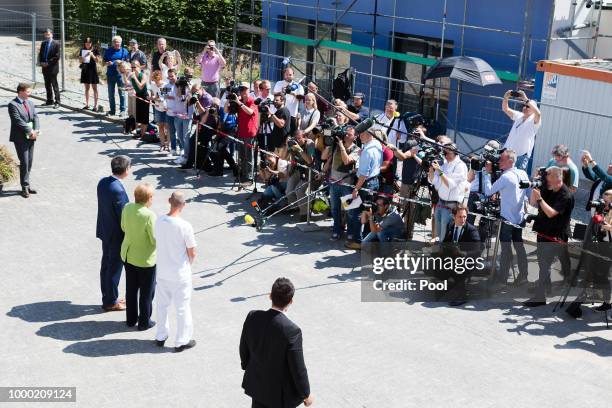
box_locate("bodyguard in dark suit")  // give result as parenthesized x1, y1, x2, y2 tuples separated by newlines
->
(38, 28, 61, 107)
(8, 83, 40, 198)
(442, 205, 482, 306)
(240, 278, 313, 408)
(96, 156, 131, 311)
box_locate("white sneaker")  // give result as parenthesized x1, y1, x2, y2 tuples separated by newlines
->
(171, 149, 179, 156)
(174, 157, 187, 165)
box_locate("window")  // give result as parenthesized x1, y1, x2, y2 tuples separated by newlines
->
(283, 17, 352, 95)
(390, 34, 453, 121)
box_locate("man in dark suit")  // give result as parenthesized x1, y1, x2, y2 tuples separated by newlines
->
(8, 83, 40, 198)
(96, 156, 131, 311)
(38, 28, 61, 107)
(442, 204, 482, 306)
(240, 278, 313, 408)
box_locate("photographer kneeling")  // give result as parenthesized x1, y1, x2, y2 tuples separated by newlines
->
(360, 195, 405, 243)
(286, 129, 316, 222)
(524, 166, 575, 307)
(322, 126, 361, 241)
(257, 154, 288, 211)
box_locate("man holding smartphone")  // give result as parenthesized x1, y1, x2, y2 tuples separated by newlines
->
(198, 40, 226, 97)
(502, 89, 541, 171)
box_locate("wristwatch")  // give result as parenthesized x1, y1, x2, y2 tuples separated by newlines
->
(536, 198, 543, 204)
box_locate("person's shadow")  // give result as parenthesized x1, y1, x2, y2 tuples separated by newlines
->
(36, 320, 129, 341)
(63, 339, 172, 357)
(7, 301, 103, 323)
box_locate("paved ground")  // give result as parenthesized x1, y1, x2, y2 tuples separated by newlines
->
(1, 92, 611, 408)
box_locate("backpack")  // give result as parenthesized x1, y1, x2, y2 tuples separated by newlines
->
(332, 68, 353, 102)
(140, 123, 160, 143)
(123, 115, 136, 134)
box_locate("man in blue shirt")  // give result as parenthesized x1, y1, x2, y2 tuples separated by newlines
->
(482, 148, 530, 285)
(103, 36, 129, 117)
(346, 129, 382, 249)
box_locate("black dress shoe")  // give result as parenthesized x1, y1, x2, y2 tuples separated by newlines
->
(594, 302, 611, 312)
(41, 101, 53, 106)
(54, 103, 60, 109)
(155, 338, 167, 347)
(27, 187, 37, 194)
(175, 339, 196, 352)
(20, 188, 29, 198)
(126, 321, 136, 327)
(138, 320, 156, 331)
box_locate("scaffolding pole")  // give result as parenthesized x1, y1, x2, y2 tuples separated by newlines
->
(435, 0, 448, 121)
(453, 0, 468, 143)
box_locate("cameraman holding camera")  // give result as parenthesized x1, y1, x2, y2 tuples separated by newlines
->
(273, 68, 304, 135)
(428, 142, 468, 242)
(267, 94, 292, 152)
(257, 155, 288, 211)
(360, 195, 405, 244)
(255, 80, 276, 151)
(322, 126, 361, 241)
(524, 166, 575, 307)
(502, 89, 541, 171)
(481, 148, 530, 285)
(233, 85, 259, 183)
(286, 130, 316, 222)
(197, 40, 226, 97)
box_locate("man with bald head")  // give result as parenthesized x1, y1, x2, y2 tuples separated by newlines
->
(154, 191, 198, 352)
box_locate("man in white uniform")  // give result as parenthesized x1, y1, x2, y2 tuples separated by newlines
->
(154, 191, 197, 352)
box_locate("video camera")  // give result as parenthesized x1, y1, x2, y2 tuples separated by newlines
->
(255, 97, 274, 115)
(176, 74, 191, 90)
(225, 80, 241, 96)
(284, 82, 299, 94)
(159, 86, 172, 96)
(519, 167, 548, 190)
(314, 117, 347, 148)
(417, 144, 444, 169)
(470, 144, 502, 172)
(473, 198, 501, 218)
(587, 198, 607, 214)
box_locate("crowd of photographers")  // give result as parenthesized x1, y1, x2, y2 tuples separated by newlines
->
(85, 35, 611, 311)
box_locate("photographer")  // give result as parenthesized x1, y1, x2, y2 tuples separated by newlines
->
(234, 85, 259, 183)
(197, 40, 226, 97)
(372, 99, 407, 148)
(178, 90, 217, 172)
(581, 151, 612, 215)
(546, 144, 579, 193)
(254, 80, 275, 152)
(286, 130, 316, 223)
(346, 129, 383, 249)
(273, 68, 304, 135)
(360, 195, 405, 244)
(258, 155, 289, 211)
(502, 89, 541, 171)
(466, 140, 501, 212)
(268, 94, 291, 152)
(322, 126, 361, 241)
(480, 149, 530, 285)
(165, 69, 194, 164)
(387, 130, 424, 240)
(428, 142, 468, 242)
(524, 166, 575, 307)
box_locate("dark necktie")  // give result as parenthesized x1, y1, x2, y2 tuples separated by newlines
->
(453, 227, 460, 243)
(23, 100, 30, 119)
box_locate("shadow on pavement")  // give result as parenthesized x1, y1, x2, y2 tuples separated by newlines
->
(7, 301, 103, 322)
(36, 320, 131, 341)
(554, 336, 612, 357)
(63, 339, 172, 357)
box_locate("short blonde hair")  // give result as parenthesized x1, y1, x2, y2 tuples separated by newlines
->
(151, 70, 163, 82)
(134, 183, 154, 205)
(112, 35, 122, 43)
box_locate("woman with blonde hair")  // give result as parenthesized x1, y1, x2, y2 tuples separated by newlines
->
(121, 183, 157, 331)
(149, 69, 169, 151)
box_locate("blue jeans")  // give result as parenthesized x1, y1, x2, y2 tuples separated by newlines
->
(263, 181, 286, 202)
(330, 182, 360, 239)
(166, 116, 185, 151)
(107, 75, 125, 115)
(434, 203, 454, 240)
(173, 117, 192, 159)
(515, 154, 529, 171)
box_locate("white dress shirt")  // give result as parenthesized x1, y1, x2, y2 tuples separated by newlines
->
(430, 156, 468, 202)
